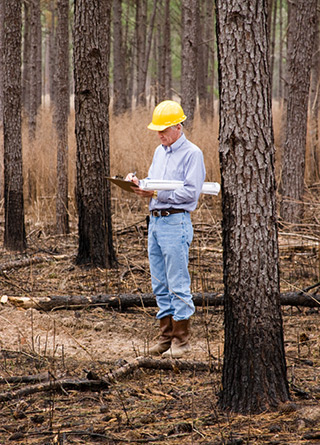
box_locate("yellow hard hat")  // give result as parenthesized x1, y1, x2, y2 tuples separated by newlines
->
(147, 100, 187, 131)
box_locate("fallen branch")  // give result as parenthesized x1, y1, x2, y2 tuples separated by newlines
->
(0, 255, 70, 274)
(0, 371, 50, 385)
(104, 356, 212, 383)
(2, 291, 319, 311)
(0, 357, 211, 402)
(0, 378, 109, 402)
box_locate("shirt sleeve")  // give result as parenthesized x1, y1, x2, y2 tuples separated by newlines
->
(156, 150, 206, 205)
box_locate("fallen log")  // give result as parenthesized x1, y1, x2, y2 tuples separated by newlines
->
(1, 291, 319, 311)
(0, 378, 110, 402)
(104, 356, 212, 383)
(0, 357, 211, 402)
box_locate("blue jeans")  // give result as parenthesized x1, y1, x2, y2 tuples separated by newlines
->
(148, 212, 195, 321)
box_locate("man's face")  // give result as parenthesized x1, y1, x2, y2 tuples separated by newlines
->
(157, 125, 181, 146)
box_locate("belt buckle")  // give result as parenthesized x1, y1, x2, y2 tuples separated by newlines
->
(163, 210, 170, 217)
(153, 210, 161, 217)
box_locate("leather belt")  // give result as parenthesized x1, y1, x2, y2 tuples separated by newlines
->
(151, 209, 186, 217)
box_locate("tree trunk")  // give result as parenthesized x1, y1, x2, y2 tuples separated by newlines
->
(28, 0, 41, 139)
(280, 0, 317, 224)
(22, 0, 31, 115)
(278, 0, 284, 105)
(181, 0, 198, 128)
(163, 0, 172, 100)
(215, 0, 290, 413)
(270, 0, 277, 95)
(48, 0, 56, 107)
(73, 0, 116, 268)
(55, 0, 69, 234)
(3, 0, 27, 251)
(112, 0, 127, 115)
(135, 0, 147, 106)
(0, 0, 3, 123)
(197, 0, 207, 120)
(308, 1, 320, 182)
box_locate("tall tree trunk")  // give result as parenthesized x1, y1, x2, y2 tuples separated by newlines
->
(308, 1, 320, 182)
(278, 0, 284, 105)
(3, 0, 27, 251)
(135, 0, 147, 106)
(22, 0, 31, 115)
(181, 0, 198, 128)
(29, 0, 41, 139)
(216, 0, 289, 413)
(163, 0, 172, 99)
(0, 0, 3, 124)
(74, 0, 116, 268)
(205, 0, 215, 118)
(55, 0, 69, 234)
(280, 0, 317, 224)
(270, 0, 277, 94)
(197, 0, 207, 121)
(48, 0, 56, 107)
(112, 0, 127, 115)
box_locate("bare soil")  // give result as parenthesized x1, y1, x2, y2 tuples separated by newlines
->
(0, 200, 319, 444)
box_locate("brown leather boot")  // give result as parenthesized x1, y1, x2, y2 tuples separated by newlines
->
(148, 315, 172, 355)
(162, 319, 191, 358)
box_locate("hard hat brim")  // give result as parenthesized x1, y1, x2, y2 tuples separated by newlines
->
(147, 122, 171, 131)
(147, 115, 187, 131)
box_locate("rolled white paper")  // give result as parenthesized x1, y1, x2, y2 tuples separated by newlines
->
(139, 179, 220, 196)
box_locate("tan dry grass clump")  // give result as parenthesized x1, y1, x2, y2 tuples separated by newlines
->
(21, 106, 221, 226)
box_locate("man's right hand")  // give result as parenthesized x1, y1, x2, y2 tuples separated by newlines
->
(125, 172, 139, 186)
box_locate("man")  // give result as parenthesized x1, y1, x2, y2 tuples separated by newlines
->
(126, 100, 205, 358)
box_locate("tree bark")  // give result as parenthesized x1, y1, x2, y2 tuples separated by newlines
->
(22, 1, 31, 115)
(55, 0, 69, 234)
(135, 0, 147, 106)
(28, 0, 41, 139)
(181, 0, 198, 128)
(308, 1, 320, 182)
(73, 0, 116, 268)
(112, 0, 127, 115)
(215, 0, 290, 413)
(3, 0, 27, 252)
(280, 0, 317, 224)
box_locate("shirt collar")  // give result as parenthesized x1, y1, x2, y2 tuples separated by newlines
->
(162, 132, 186, 153)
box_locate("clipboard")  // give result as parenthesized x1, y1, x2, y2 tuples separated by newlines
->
(106, 176, 139, 193)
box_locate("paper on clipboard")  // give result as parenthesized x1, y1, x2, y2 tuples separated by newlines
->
(107, 176, 220, 196)
(106, 177, 139, 193)
(140, 179, 220, 196)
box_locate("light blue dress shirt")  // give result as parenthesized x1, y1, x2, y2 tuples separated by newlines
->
(147, 133, 206, 212)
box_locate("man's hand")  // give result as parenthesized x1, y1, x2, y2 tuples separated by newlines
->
(125, 172, 154, 198)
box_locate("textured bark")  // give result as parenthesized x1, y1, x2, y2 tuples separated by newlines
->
(308, 2, 320, 182)
(3, 0, 26, 251)
(197, 0, 215, 120)
(181, 0, 198, 128)
(280, 0, 317, 223)
(135, 0, 147, 106)
(22, 1, 31, 114)
(55, 0, 69, 234)
(163, 0, 172, 99)
(216, 0, 289, 413)
(28, 0, 41, 139)
(74, 0, 116, 268)
(48, 0, 56, 106)
(112, 0, 127, 115)
(278, 0, 284, 103)
(0, 0, 3, 123)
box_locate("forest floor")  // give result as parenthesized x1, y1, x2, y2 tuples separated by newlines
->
(0, 196, 319, 444)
